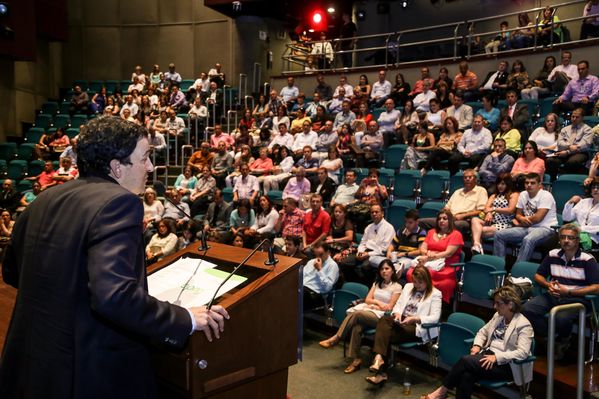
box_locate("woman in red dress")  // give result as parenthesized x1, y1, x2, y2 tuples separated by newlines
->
(407, 209, 463, 303)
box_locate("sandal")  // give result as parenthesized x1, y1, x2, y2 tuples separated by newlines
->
(344, 359, 362, 374)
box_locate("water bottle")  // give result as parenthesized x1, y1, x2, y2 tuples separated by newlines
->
(403, 366, 411, 395)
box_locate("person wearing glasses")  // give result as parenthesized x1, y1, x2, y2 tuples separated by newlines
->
(522, 224, 599, 360)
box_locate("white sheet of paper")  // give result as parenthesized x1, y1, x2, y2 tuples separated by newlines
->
(148, 256, 247, 307)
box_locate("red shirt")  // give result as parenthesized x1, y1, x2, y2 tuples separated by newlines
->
(38, 170, 57, 186)
(304, 208, 331, 245)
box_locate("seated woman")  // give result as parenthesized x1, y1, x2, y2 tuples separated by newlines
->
(585, 153, 599, 186)
(352, 75, 371, 110)
(494, 116, 521, 159)
(319, 259, 401, 374)
(511, 141, 546, 191)
(354, 169, 389, 206)
(228, 199, 256, 244)
(262, 145, 294, 194)
(226, 145, 254, 187)
(537, 6, 562, 46)
(35, 130, 54, 160)
(506, 60, 530, 96)
(247, 195, 279, 243)
(48, 128, 71, 158)
(528, 113, 558, 157)
(366, 266, 442, 385)
(326, 204, 354, 262)
(422, 116, 461, 174)
(395, 99, 419, 144)
(145, 219, 178, 264)
(426, 98, 446, 135)
(471, 173, 519, 254)
(475, 94, 500, 133)
(422, 286, 533, 399)
(521, 56, 556, 100)
(563, 177, 599, 250)
(401, 121, 436, 170)
(406, 209, 463, 304)
(321, 146, 344, 185)
(0, 209, 14, 239)
(174, 165, 197, 203)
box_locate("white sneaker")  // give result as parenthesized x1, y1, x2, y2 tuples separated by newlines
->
(472, 244, 484, 254)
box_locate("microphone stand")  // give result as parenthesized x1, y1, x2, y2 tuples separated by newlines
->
(206, 238, 275, 309)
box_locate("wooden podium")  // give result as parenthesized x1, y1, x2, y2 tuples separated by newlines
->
(148, 242, 303, 399)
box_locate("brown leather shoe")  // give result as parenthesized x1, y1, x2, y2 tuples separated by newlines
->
(318, 336, 339, 349)
(365, 373, 388, 385)
(344, 359, 362, 374)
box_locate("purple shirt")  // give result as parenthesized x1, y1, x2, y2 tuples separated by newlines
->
(282, 177, 311, 201)
(233, 175, 259, 200)
(560, 75, 599, 103)
(170, 90, 186, 108)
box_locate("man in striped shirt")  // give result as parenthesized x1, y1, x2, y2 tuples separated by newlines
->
(522, 224, 599, 359)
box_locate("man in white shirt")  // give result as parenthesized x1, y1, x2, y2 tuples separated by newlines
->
(448, 114, 492, 175)
(494, 173, 558, 262)
(165, 108, 186, 137)
(127, 76, 144, 94)
(268, 123, 295, 151)
(370, 70, 392, 108)
(413, 80, 437, 112)
(302, 242, 339, 309)
(330, 169, 358, 207)
(164, 63, 182, 88)
(547, 51, 579, 94)
(191, 72, 210, 97)
(333, 75, 354, 99)
(292, 120, 319, 155)
(445, 92, 473, 131)
(338, 204, 395, 284)
(377, 98, 401, 148)
(207, 63, 225, 86)
(120, 95, 139, 117)
(311, 32, 334, 70)
(280, 76, 300, 107)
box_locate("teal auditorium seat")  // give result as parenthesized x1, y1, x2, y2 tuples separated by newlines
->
(0, 143, 17, 161)
(17, 143, 36, 162)
(25, 128, 45, 144)
(34, 114, 53, 130)
(383, 144, 408, 170)
(7, 160, 28, 181)
(420, 170, 450, 201)
(41, 101, 59, 115)
(393, 170, 420, 199)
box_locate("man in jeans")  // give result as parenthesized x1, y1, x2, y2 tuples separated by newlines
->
(493, 173, 558, 262)
(522, 224, 599, 359)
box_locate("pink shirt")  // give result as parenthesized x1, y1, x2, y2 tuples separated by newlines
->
(210, 133, 235, 149)
(511, 157, 546, 176)
(249, 157, 274, 175)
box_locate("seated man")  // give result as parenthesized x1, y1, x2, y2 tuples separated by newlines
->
(208, 62, 226, 86)
(120, 95, 139, 118)
(385, 208, 427, 276)
(448, 115, 493, 175)
(268, 123, 294, 151)
(314, 74, 333, 102)
(189, 166, 216, 217)
(333, 75, 354, 99)
(420, 169, 488, 237)
(494, 172, 558, 262)
(282, 167, 311, 202)
(328, 87, 348, 115)
(203, 189, 232, 243)
(0, 180, 20, 214)
(53, 156, 79, 184)
(369, 70, 392, 108)
(127, 76, 144, 94)
(356, 120, 384, 166)
(209, 124, 235, 149)
(164, 63, 182, 87)
(413, 80, 437, 112)
(302, 194, 331, 256)
(547, 51, 578, 94)
(302, 242, 339, 310)
(28, 161, 58, 191)
(274, 197, 305, 248)
(452, 61, 479, 101)
(148, 129, 166, 161)
(477, 138, 515, 188)
(377, 98, 401, 148)
(553, 60, 599, 116)
(338, 204, 395, 285)
(292, 122, 318, 156)
(162, 190, 190, 230)
(500, 89, 530, 133)
(187, 142, 214, 174)
(210, 141, 234, 187)
(280, 76, 300, 108)
(165, 108, 186, 138)
(478, 60, 509, 98)
(333, 100, 356, 130)
(69, 86, 90, 116)
(409, 66, 434, 97)
(445, 92, 473, 131)
(522, 224, 599, 359)
(330, 169, 359, 207)
(546, 108, 593, 180)
(233, 163, 259, 206)
(292, 146, 319, 180)
(314, 121, 339, 160)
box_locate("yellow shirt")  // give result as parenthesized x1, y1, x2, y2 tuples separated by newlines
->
(446, 185, 488, 215)
(495, 128, 521, 153)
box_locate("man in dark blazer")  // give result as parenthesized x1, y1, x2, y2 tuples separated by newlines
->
(0, 117, 229, 399)
(203, 188, 232, 242)
(478, 60, 509, 99)
(500, 89, 530, 134)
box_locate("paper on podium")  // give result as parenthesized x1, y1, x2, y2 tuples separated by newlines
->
(148, 256, 247, 307)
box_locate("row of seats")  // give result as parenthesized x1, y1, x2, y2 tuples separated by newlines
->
(70, 79, 199, 94)
(32, 113, 89, 131)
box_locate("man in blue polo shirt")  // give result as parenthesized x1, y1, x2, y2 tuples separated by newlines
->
(522, 223, 599, 359)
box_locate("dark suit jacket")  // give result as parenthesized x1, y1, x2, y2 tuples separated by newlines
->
(480, 70, 508, 91)
(203, 200, 232, 230)
(0, 176, 192, 399)
(311, 176, 337, 204)
(500, 103, 530, 132)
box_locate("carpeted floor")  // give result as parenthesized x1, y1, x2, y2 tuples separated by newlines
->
(287, 329, 479, 399)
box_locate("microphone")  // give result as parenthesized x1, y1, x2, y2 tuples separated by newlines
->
(153, 180, 207, 252)
(206, 238, 276, 309)
(265, 241, 279, 266)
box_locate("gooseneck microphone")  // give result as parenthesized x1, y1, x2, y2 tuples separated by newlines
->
(153, 180, 209, 252)
(206, 238, 278, 309)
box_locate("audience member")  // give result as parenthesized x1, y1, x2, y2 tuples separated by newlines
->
(377, 98, 401, 147)
(537, 6, 563, 47)
(330, 169, 359, 207)
(314, 74, 333, 101)
(326, 204, 355, 260)
(511, 141, 546, 190)
(478, 138, 515, 188)
(401, 121, 436, 170)
(310, 167, 337, 204)
(547, 51, 578, 94)
(471, 173, 519, 254)
(553, 60, 599, 116)
(162, 190, 190, 230)
(521, 55, 557, 100)
(188, 142, 214, 174)
(452, 62, 479, 101)
(189, 166, 216, 217)
(145, 219, 178, 263)
(506, 59, 531, 95)
(386, 209, 427, 275)
(282, 167, 311, 202)
(580, 0, 599, 39)
(522, 224, 598, 359)
(203, 189, 232, 243)
(164, 63, 182, 87)
(370, 70, 392, 107)
(174, 165, 197, 201)
(0, 180, 20, 213)
(528, 113, 559, 156)
(479, 60, 509, 98)
(409, 67, 434, 97)
(493, 173, 558, 262)
(476, 94, 501, 132)
(448, 115, 492, 175)
(422, 117, 461, 174)
(494, 116, 522, 158)
(302, 242, 339, 309)
(413, 80, 437, 112)
(391, 72, 411, 107)
(563, 177, 599, 250)
(69, 86, 90, 116)
(54, 156, 79, 184)
(499, 90, 529, 133)
(445, 92, 474, 131)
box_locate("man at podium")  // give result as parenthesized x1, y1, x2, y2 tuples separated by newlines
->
(0, 117, 229, 399)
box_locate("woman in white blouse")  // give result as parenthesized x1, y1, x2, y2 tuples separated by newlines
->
(528, 113, 559, 156)
(366, 266, 442, 385)
(563, 177, 599, 250)
(319, 260, 402, 374)
(247, 195, 279, 243)
(145, 219, 178, 264)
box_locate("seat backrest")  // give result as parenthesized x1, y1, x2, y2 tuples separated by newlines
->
(551, 179, 584, 213)
(393, 171, 419, 198)
(332, 289, 362, 325)
(462, 261, 502, 300)
(384, 144, 408, 170)
(341, 282, 370, 298)
(421, 171, 449, 199)
(419, 201, 445, 219)
(470, 254, 505, 271)
(510, 261, 542, 297)
(438, 313, 484, 366)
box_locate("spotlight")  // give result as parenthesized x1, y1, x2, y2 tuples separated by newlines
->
(327, 7, 335, 13)
(232, 1, 241, 12)
(401, 0, 410, 8)
(0, 3, 9, 16)
(356, 9, 366, 21)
